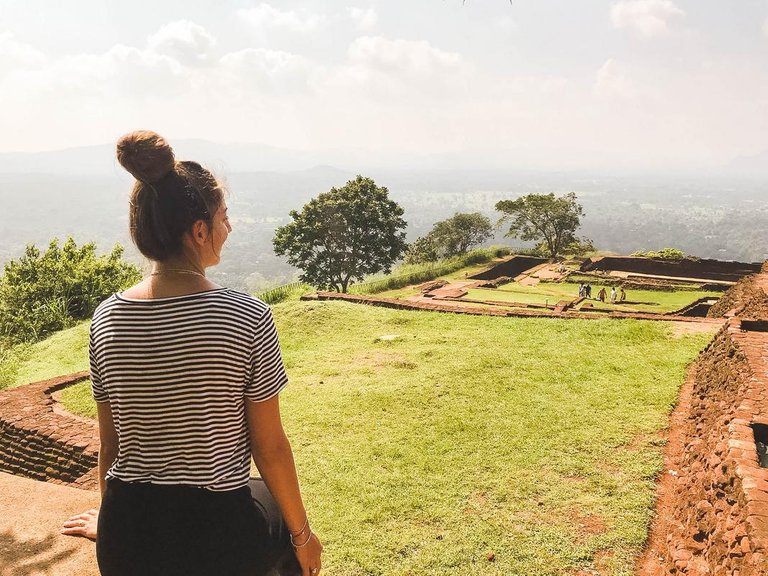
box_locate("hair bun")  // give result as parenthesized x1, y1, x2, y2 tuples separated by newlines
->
(116, 130, 175, 183)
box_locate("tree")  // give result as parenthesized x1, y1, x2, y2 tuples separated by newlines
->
(631, 248, 688, 260)
(495, 192, 584, 259)
(273, 176, 408, 292)
(406, 212, 493, 264)
(0, 237, 141, 344)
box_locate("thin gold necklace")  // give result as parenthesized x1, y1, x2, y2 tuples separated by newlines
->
(149, 268, 205, 277)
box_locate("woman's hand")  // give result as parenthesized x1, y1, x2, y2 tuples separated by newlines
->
(61, 509, 98, 540)
(293, 532, 323, 576)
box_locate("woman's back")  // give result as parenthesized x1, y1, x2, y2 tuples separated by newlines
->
(90, 288, 288, 491)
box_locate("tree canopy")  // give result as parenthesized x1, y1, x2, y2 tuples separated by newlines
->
(0, 238, 141, 344)
(273, 176, 408, 292)
(631, 248, 688, 261)
(495, 193, 584, 259)
(406, 212, 493, 264)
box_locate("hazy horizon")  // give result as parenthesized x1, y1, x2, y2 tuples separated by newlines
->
(1, 1, 767, 173)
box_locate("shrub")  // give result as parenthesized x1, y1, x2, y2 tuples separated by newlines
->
(256, 282, 314, 305)
(0, 238, 141, 344)
(631, 248, 688, 260)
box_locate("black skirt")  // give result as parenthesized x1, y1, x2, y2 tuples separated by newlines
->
(96, 477, 301, 576)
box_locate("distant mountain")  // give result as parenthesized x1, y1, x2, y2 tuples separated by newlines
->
(724, 150, 768, 178)
(0, 140, 336, 175)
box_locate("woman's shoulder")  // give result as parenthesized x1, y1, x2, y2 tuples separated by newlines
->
(216, 289, 273, 317)
(92, 294, 119, 318)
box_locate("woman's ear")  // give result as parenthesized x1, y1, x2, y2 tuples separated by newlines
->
(190, 219, 209, 246)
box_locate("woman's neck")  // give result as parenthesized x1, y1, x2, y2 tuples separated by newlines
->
(150, 257, 206, 277)
(121, 258, 221, 300)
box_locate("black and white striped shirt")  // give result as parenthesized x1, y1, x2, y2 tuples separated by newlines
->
(90, 288, 288, 491)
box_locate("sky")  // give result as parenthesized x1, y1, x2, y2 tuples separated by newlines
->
(0, 0, 767, 171)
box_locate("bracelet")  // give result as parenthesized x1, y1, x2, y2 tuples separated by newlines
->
(289, 517, 309, 538)
(291, 530, 314, 549)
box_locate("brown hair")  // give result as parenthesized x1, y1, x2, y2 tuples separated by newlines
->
(116, 130, 224, 261)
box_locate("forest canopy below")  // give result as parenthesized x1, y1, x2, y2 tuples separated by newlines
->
(0, 169, 765, 292)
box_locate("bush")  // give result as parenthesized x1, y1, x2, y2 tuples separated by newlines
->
(0, 238, 141, 344)
(631, 248, 688, 260)
(256, 282, 314, 305)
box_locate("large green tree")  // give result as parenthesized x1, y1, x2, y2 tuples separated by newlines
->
(406, 212, 493, 264)
(0, 238, 141, 344)
(273, 176, 408, 292)
(495, 192, 584, 259)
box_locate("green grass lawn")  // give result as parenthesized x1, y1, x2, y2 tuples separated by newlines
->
(0, 321, 90, 389)
(574, 289, 719, 313)
(380, 277, 719, 315)
(6, 299, 715, 575)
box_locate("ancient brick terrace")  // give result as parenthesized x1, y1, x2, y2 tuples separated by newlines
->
(639, 265, 768, 575)
(2, 261, 768, 575)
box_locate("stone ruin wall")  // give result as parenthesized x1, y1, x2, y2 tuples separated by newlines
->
(646, 267, 768, 575)
(0, 372, 98, 490)
(582, 256, 761, 283)
(649, 324, 768, 575)
(707, 274, 768, 320)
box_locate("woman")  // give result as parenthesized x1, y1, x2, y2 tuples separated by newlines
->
(61, 130, 322, 576)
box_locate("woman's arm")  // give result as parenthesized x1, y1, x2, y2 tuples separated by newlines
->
(61, 401, 117, 540)
(246, 395, 322, 576)
(96, 401, 119, 496)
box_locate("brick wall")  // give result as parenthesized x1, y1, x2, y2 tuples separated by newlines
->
(646, 322, 768, 575)
(707, 275, 768, 319)
(582, 256, 761, 282)
(0, 372, 99, 490)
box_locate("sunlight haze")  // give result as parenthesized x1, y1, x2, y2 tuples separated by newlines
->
(0, 0, 767, 171)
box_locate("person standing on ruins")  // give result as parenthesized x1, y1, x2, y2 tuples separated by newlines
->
(620, 288, 626, 302)
(61, 131, 322, 576)
(597, 287, 607, 302)
(610, 287, 617, 304)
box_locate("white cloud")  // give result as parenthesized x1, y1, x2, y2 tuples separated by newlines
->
(593, 58, 634, 99)
(348, 36, 462, 75)
(0, 32, 47, 77)
(762, 16, 768, 38)
(318, 36, 466, 101)
(611, 0, 685, 37)
(348, 7, 378, 31)
(495, 16, 519, 33)
(147, 20, 216, 66)
(219, 48, 317, 95)
(237, 4, 325, 33)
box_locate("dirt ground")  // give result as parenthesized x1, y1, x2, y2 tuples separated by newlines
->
(0, 472, 99, 576)
(634, 365, 696, 575)
(668, 320, 722, 338)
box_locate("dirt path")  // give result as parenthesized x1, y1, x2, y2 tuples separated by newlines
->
(0, 472, 99, 576)
(668, 320, 723, 338)
(635, 365, 696, 575)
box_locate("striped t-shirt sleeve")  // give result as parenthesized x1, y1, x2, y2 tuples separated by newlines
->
(89, 320, 109, 403)
(246, 308, 289, 401)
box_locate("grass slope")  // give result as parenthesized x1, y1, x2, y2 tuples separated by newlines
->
(9, 300, 713, 575)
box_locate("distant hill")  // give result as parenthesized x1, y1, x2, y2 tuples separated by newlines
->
(0, 141, 335, 175)
(724, 150, 768, 179)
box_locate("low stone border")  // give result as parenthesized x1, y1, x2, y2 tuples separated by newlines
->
(0, 372, 98, 490)
(640, 319, 768, 575)
(306, 291, 725, 324)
